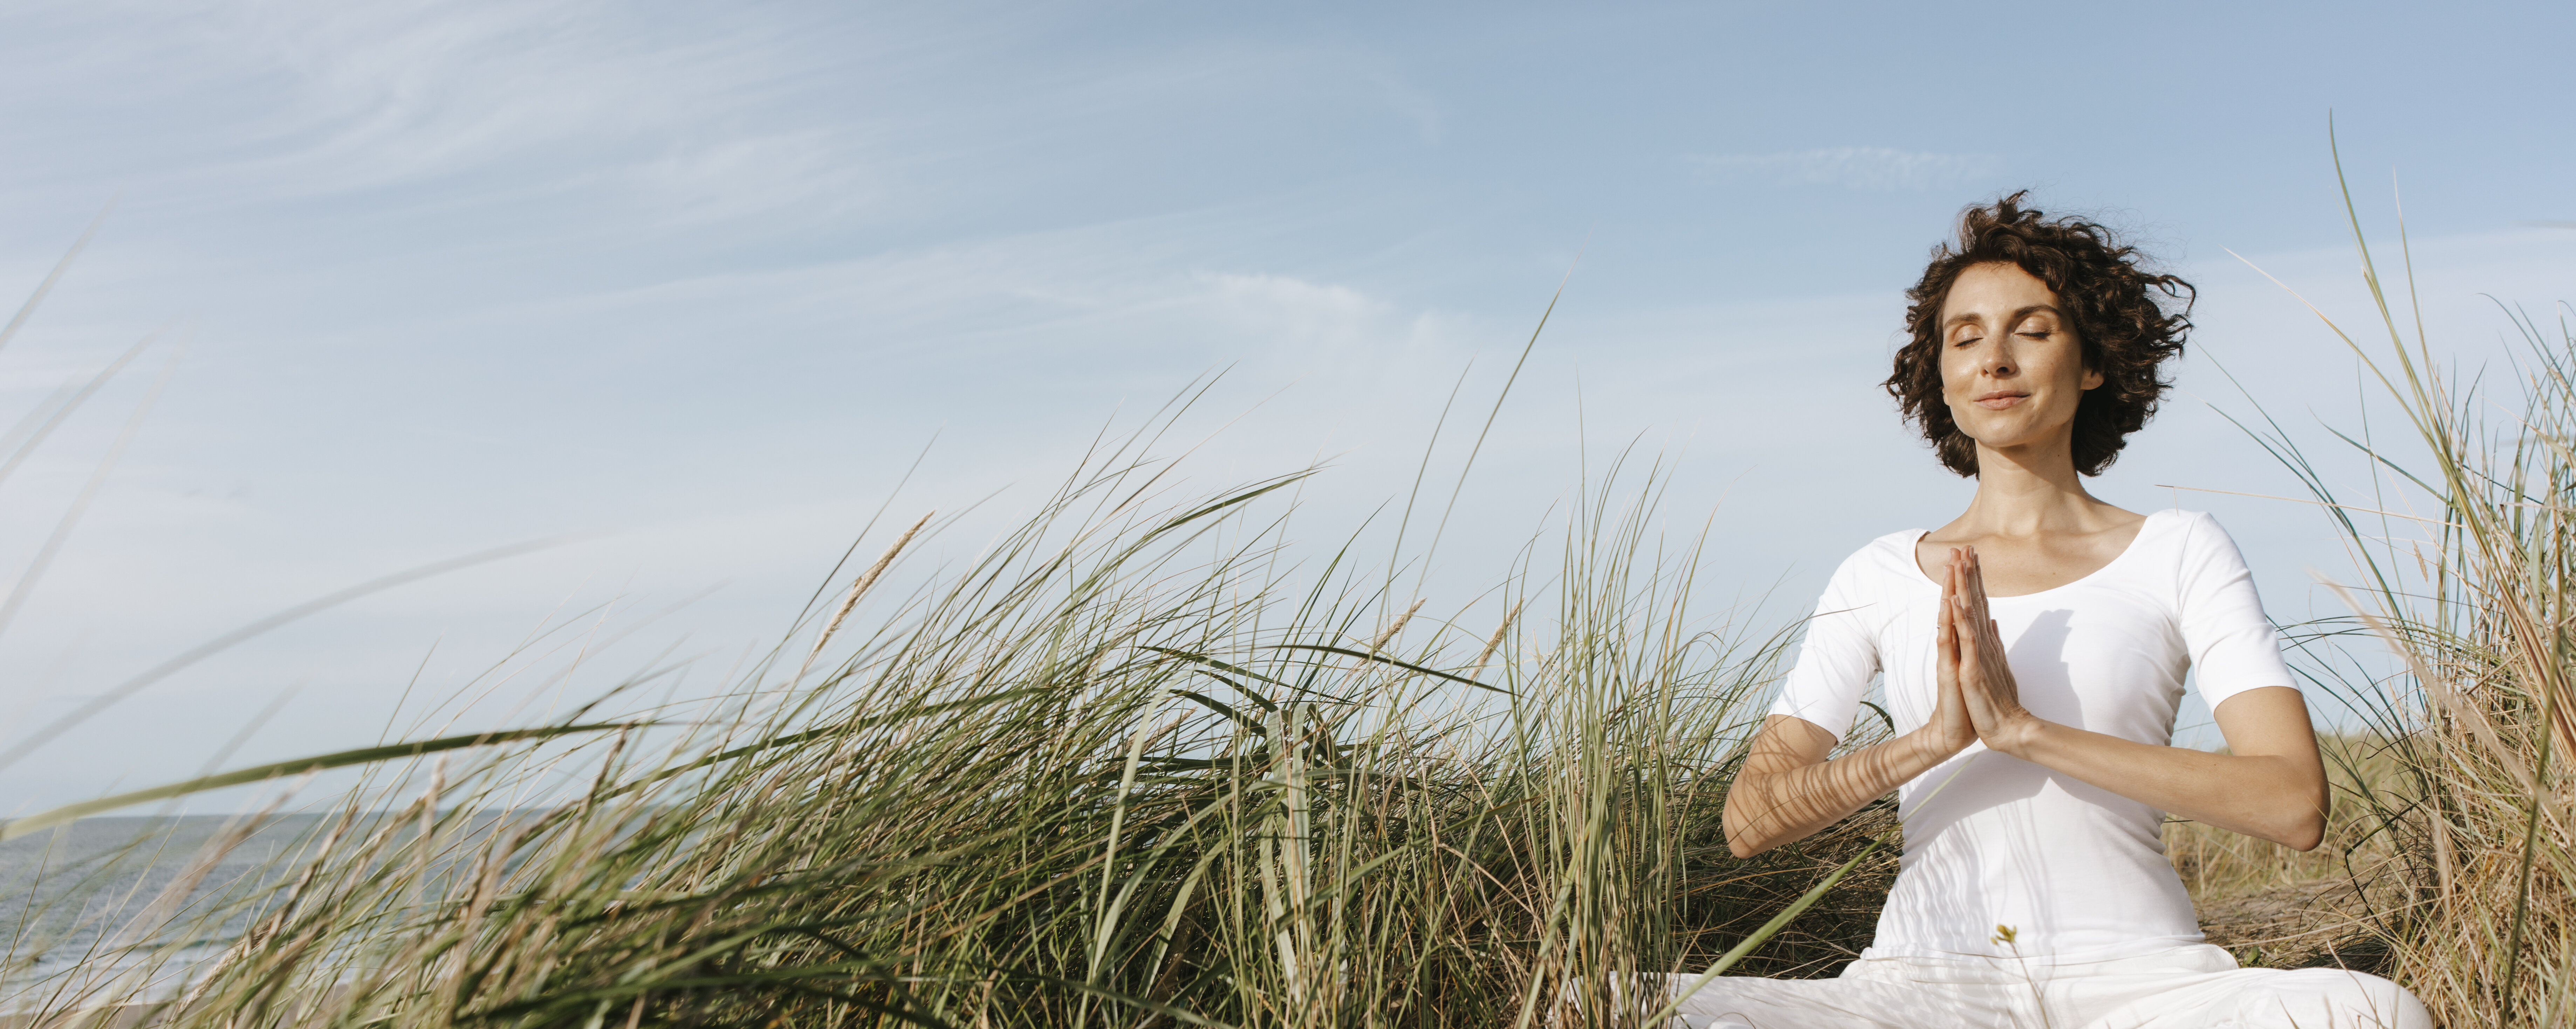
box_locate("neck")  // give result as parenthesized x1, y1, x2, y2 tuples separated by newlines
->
(1959, 435, 2103, 537)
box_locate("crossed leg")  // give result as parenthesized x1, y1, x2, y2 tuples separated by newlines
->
(1653, 949, 2430, 1029)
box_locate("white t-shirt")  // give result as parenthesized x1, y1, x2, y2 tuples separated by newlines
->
(1768, 509, 2295, 962)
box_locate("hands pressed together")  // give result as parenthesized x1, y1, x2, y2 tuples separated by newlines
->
(1927, 546, 2044, 760)
(1724, 541, 2330, 858)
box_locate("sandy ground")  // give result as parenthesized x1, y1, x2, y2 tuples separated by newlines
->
(2197, 877, 2397, 973)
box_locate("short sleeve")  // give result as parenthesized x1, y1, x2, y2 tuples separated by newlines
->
(1768, 551, 1884, 741)
(2176, 512, 2296, 710)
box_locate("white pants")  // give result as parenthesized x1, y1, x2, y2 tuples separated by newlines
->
(1656, 945, 2429, 1029)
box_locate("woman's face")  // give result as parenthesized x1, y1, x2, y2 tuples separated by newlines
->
(1937, 262, 2101, 460)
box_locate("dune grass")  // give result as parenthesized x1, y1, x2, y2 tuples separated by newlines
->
(0, 434, 1900, 1028)
(2232, 207, 2576, 1023)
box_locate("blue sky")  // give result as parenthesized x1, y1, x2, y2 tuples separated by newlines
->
(0, 0, 2570, 810)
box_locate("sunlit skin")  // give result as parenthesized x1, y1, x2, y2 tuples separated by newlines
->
(1721, 262, 2330, 860)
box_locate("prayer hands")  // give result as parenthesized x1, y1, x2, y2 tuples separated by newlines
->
(1934, 546, 2041, 756)
(1926, 553, 1979, 755)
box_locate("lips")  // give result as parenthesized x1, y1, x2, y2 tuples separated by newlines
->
(1974, 391, 2030, 410)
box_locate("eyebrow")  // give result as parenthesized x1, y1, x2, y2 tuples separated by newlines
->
(1943, 304, 2065, 329)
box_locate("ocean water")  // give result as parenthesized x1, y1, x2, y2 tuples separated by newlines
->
(0, 814, 344, 1010)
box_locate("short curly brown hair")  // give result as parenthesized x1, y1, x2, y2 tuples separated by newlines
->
(1884, 191, 2194, 477)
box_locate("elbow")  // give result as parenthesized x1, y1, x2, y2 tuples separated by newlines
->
(2281, 807, 2328, 852)
(1719, 807, 1770, 860)
(2270, 793, 2329, 852)
(2259, 765, 2331, 851)
(2284, 781, 2331, 852)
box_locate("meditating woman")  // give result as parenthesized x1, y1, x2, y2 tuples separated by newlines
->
(1681, 195, 2430, 1028)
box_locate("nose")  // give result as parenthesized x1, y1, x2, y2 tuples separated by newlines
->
(1981, 340, 2017, 378)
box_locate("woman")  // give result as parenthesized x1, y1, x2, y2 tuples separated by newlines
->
(1678, 195, 2429, 1028)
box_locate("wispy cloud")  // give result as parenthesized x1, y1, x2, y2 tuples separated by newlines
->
(0, 0, 972, 226)
(1688, 147, 2002, 192)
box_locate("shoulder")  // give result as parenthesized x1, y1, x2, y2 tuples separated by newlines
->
(1817, 529, 1932, 595)
(1798, 531, 1927, 644)
(2130, 510, 2266, 603)
(2141, 509, 2246, 557)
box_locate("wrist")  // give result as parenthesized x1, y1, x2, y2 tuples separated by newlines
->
(1991, 711, 2049, 758)
(1906, 723, 1969, 762)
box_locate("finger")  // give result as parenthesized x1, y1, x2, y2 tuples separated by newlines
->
(1979, 619, 2012, 689)
(1955, 599, 1979, 677)
(1955, 620, 1993, 723)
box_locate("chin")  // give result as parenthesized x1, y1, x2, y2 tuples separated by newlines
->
(1959, 423, 2067, 454)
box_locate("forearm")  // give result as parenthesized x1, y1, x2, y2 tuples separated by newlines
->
(1723, 725, 1954, 858)
(2002, 720, 2328, 849)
